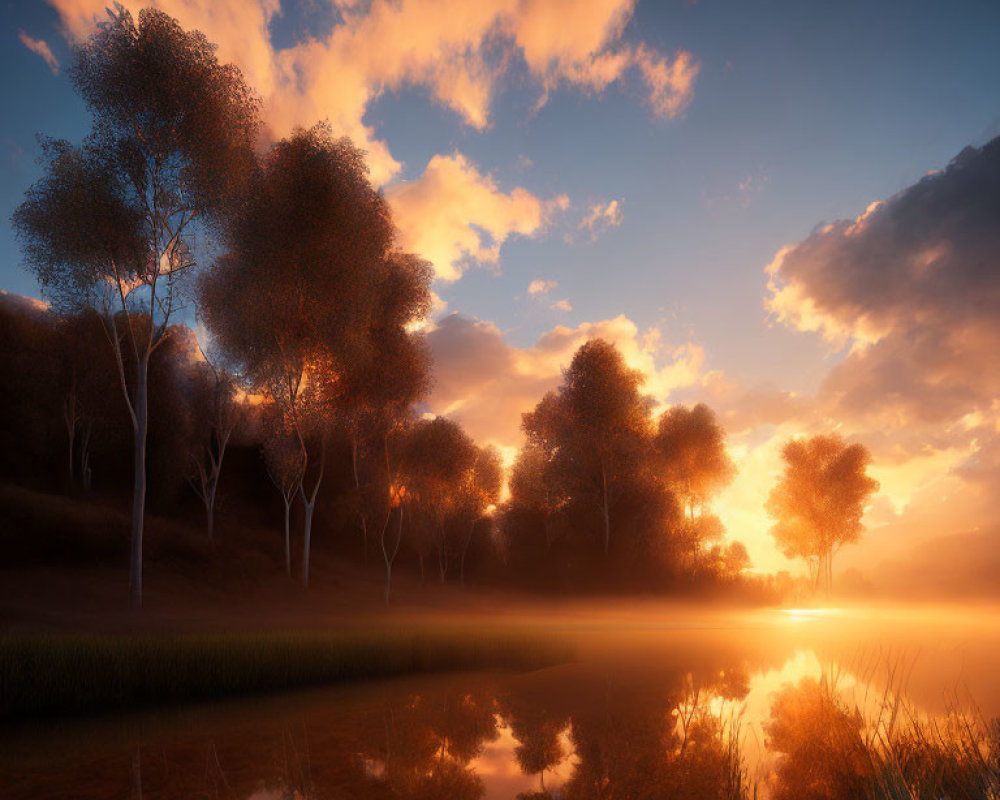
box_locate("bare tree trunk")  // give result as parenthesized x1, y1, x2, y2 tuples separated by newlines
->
(418, 553, 425, 582)
(383, 502, 404, 607)
(128, 354, 149, 610)
(208, 430, 230, 541)
(437, 524, 448, 583)
(300, 442, 326, 589)
(351, 436, 368, 563)
(205, 479, 216, 542)
(282, 494, 292, 576)
(64, 393, 76, 492)
(80, 419, 93, 492)
(384, 548, 393, 606)
(301, 494, 315, 589)
(460, 520, 475, 586)
(601, 465, 611, 556)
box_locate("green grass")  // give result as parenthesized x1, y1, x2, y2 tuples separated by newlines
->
(0, 628, 572, 718)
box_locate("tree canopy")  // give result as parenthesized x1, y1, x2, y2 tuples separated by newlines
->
(766, 434, 879, 593)
(12, 5, 260, 608)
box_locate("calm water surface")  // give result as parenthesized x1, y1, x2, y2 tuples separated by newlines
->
(3, 605, 999, 799)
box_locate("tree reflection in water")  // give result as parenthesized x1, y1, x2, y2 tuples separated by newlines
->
(764, 676, 870, 800)
(5, 651, 999, 800)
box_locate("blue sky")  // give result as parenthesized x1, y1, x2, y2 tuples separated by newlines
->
(5, 0, 999, 391)
(3, 0, 1000, 572)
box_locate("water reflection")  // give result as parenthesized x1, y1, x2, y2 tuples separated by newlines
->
(0, 662, 760, 799)
(3, 609, 1000, 799)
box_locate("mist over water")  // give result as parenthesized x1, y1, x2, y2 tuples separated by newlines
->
(3, 603, 998, 799)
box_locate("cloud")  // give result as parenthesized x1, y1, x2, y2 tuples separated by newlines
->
(527, 279, 557, 295)
(425, 312, 704, 449)
(576, 197, 624, 240)
(47, 0, 697, 187)
(0, 290, 50, 316)
(767, 137, 1000, 434)
(633, 43, 699, 118)
(745, 136, 1000, 583)
(386, 153, 567, 281)
(18, 31, 60, 75)
(46, 1, 698, 287)
(550, 299, 572, 311)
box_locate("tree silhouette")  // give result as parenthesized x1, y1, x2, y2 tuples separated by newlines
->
(12, 7, 259, 606)
(509, 441, 571, 552)
(182, 338, 242, 542)
(338, 253, 432, 566)
(399, 417, 478, 582)
(654, 403, 735, 569)
(262, 420, 303, 577)
(455, 445, 503, 585)
(201, 124, 428, 588)
(766, 434, 879, 594)
(522, 339, 651, 557)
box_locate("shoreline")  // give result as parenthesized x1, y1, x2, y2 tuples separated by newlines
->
(0, 628, 572, 720)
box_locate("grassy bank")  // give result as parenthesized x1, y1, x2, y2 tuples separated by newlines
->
(0, 628, 572, 718)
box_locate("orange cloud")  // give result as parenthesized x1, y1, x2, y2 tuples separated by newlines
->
(527, 279, 558, 295)
(633, 43, 700, 118)
(737, 137, 1000, 582)
(576, 197, 624, 240)
(18, 31, 60, 75)
(46, 0, 698, 185)
(386, 153, 568, 281)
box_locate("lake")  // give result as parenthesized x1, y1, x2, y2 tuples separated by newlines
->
(3, 604, 999, 799)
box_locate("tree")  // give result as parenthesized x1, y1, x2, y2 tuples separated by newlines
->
(653, 403, 735, 568)
(13, 7, 259, 607)
(654, 403, 735, 519)
(399, 417, 478, 583)
(338, 256, 432, 564)
(454, 445, 503, 585)
(521, 339, 651, 556)
(182, 337, 242, 542)
(766, 434, 879, 594)
(262, 423, 303, 577)
(54, 311, 108, 493)
(508, 441, 570, 552)
(201, 124, 429, 589)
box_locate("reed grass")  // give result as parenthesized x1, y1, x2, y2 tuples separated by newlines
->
(0, 628, 572, 718)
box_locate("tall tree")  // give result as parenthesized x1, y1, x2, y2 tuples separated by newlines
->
(338, 253, 432, 564)
(201, 124, 429, 588)
(766, 434, 879, 594)
(521, 339, 652, 556)
(12, 7, 259, 607)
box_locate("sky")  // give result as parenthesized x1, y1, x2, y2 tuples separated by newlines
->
(3, 0, 1000, 582)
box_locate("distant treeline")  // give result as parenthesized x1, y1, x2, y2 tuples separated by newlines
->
(0, 294, 772, 601)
